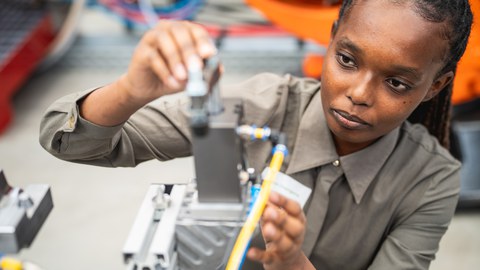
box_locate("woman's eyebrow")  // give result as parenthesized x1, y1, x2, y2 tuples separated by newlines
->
(390, 65, 423, 80)
(336, 37, 363, 56)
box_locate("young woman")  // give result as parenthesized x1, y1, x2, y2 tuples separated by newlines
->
(40, 0, 473, 269)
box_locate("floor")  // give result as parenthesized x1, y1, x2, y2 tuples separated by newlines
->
(1, 2, 479, 270)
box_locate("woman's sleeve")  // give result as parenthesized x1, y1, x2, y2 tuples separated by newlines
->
(39, 73, 302, 168)
(368, 164, 461, 270)
(39, 88, 193, 167)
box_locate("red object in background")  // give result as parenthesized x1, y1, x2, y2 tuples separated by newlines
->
(202, 23, 291, 38)
(0, 15, 56, 134)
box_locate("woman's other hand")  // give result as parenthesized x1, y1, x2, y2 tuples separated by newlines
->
(247, 192, 313, 270)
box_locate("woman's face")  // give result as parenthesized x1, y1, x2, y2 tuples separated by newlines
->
(321, 0, 453, 155)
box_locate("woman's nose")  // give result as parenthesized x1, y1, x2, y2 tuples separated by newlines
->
(346, 75, 374, 107)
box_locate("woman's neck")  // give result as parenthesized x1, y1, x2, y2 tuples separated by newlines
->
(332, 133, 376, 156)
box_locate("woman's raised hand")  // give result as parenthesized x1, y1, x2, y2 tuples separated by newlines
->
(120, 20, 217, 107)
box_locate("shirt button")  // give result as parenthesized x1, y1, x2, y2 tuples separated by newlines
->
(332, 160, 340, 167)
(68, 115, 75, 128)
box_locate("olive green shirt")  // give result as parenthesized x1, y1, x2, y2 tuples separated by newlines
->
(39, 73, 461, 270)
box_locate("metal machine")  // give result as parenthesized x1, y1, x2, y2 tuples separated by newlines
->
(0, 170, 53, 254)
(122, 56, 288, 270)
(0, 170, 53, 270)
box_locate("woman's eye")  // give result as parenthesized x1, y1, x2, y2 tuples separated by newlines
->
(386, 78, 411, 93)
(336, 53, 356, 68)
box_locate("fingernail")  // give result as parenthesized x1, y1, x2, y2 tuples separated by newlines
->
(187, 55, 202, 71)
(174, 64, 187, 80)
(266, 225, 276, 236)
(265, 207, 277, 219)
(270, 192, 279, 203)
(247, 249, 257, 259)
(270, 209, 278, 219)
(199, 43, 216, 56)
(167, 76, 180, 89)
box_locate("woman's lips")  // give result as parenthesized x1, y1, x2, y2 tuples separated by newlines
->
(331, 109, 371, 130)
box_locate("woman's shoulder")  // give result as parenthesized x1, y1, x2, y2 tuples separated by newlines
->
(399, 121, 460, 168)
(379, 122, 461, 229)
(385, 121, 462, 194)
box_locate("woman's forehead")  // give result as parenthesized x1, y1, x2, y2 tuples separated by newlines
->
(337, 0, 448, 67)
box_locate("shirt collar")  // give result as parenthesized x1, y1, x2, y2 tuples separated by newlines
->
(340, 126, 399, 204)
(285, 91, 338, 175)
(285, 90, 399, 204)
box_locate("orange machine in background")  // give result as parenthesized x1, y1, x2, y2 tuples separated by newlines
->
(246, 0, 480, 105)
(453, 0, 480, 105)
(245, 0, 339, 78)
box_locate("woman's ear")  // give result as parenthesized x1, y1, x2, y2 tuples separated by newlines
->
(423, 71, 454, 101)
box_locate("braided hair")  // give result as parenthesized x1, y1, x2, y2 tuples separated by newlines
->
(337, 0, 473, 148)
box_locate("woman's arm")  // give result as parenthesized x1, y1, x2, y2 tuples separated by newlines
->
(39, 20, 216, 166)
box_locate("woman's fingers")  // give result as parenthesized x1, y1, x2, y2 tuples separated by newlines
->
(248, 195, 307, 269)
(263, 205, 305, 239)
(153, 22, 193, 81)
(269, 192, 305, 222)
(121, 20, 217, 106)
(261, 212, 304, 257)
(144, 21, 216, 84)
(258, 193, 307, 259)
(262, 221, 299, 255)
(247, 247, 275, 264)
(265, 192, 306, 229)
(190, 22, 217, 57)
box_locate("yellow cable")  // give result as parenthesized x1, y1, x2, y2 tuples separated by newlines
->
(254, 128, 264, 139)
(0, 257, 23, 270)
(226, 150, 285, 270)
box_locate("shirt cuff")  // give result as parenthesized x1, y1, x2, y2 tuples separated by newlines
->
(64, 87, 124, 140)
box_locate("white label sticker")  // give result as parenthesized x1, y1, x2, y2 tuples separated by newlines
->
(262, 168, 312, 208)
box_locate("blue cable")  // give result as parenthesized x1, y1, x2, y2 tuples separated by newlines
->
(238, 240, 251, 270)
(250, 125, 257, 141)
(116, 0, 199, 14)
(248, 184, 261, 215)
(272, 144, 288, 156)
